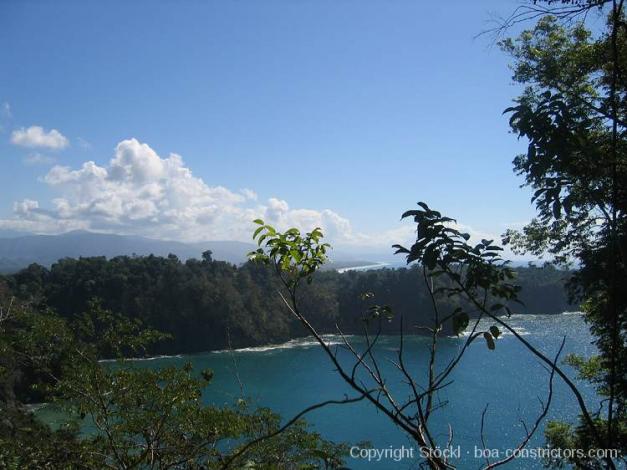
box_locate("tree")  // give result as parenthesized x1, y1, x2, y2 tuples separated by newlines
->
(0, 288, 350, 469)
(202, 250, 213, 263)
(499, 2, 626, 467)
(4, 253, 575, 355)
(248, 210, 579, 469)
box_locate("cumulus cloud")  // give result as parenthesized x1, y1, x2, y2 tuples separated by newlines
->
(11, 125, 69, 150)
(240, 188, 258, 201)
(1, 136, 525, 261)
(14, 199, 40, 215)
(0, 138, 374, 244)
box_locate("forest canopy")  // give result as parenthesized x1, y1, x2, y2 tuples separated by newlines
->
(3, 253, 576, 356)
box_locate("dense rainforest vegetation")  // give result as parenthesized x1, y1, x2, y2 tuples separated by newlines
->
(3, 0, 624, 467)
(0, 285, 351, 468)
(3, 252, 575, 356)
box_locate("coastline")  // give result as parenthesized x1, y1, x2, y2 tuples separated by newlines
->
(100, 312, 583, 361)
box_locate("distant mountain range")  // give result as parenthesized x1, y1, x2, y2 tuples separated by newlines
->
(0, 231, 256, 272)
(0, 230, 385, 273)
(0, 230, 536, 274)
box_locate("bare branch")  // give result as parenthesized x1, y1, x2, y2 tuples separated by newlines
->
(218, 393, 371, 470)
(482, 336, 565, 469)
(479, 404, 491, 468)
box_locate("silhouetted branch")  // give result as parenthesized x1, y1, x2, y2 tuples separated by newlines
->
(481, 336, 565, 469)
(480, 0, 610, 41)
(219, 393, 371, 470)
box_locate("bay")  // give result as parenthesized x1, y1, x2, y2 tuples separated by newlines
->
(39, 313, 598, 469)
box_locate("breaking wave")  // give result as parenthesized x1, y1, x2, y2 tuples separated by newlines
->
(212, 335, 349, 354)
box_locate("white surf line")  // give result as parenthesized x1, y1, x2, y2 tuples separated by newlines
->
(337, 262, 390, 273)
(98, 354, 183, 363)
(212, 334, 351, 354)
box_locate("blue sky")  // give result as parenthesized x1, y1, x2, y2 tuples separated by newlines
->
(0, 0, 538, 249)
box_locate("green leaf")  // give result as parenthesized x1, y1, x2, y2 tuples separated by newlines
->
(483, 332, 495, 350)
(253, 226, 265, 239)
(201, 369, 214, 382)
(400, 210, 424, 219)
(290, 249, 301, 262)
(423, 245, 438, 270)
(452, 312, 469, 336)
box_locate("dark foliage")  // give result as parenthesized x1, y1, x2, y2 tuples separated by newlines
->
(4, 254, 576, 356)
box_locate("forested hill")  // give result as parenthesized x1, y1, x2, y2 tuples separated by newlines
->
(4, 254, 577, 355)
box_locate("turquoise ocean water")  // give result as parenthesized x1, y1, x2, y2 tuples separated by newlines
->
(40, 313, 600, 469)
(136, 313, 599, 469)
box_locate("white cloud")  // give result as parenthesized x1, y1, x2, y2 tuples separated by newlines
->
(11, 125, 69, 150)
(5, 137, 515, 259)
(240, 188, 258, 201)
(23, 153, 56, 166)
(14, 199, 39, 215)
(0, 138, 376, 245)
(76, 137, 92, 149)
